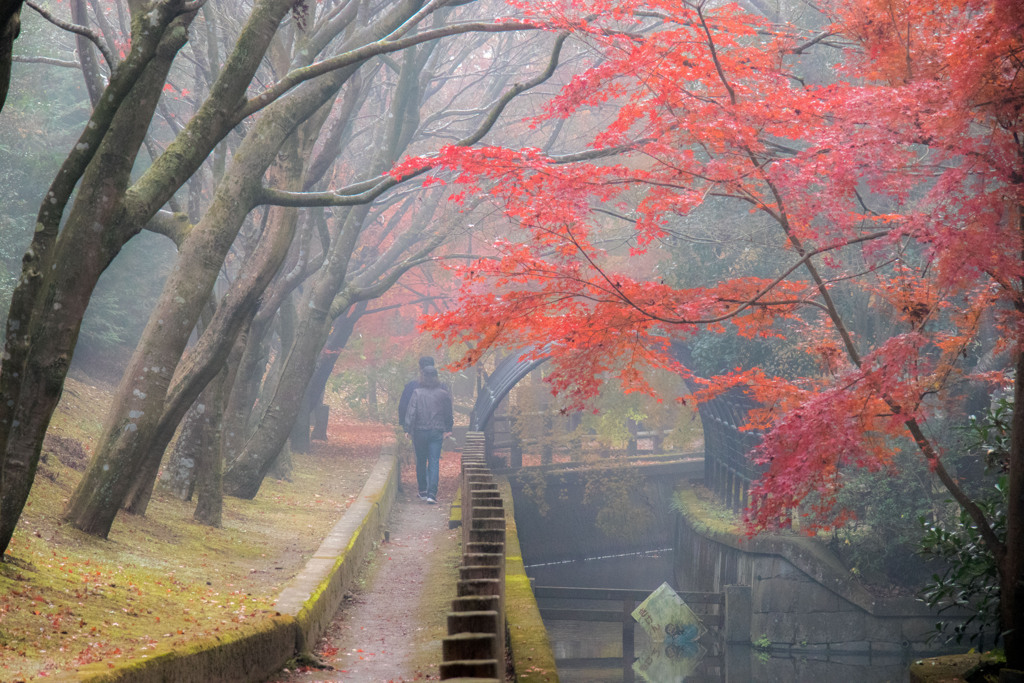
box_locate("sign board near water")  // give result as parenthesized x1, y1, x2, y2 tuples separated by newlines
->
(631, 582, 705, 682)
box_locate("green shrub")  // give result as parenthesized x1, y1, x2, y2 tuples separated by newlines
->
(916, 399, 1009, 649)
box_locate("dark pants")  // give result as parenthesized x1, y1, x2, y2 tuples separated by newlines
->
(412, 429, 443, 498)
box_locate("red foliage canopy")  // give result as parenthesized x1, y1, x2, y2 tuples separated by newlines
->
(396, 0, 1024, 534)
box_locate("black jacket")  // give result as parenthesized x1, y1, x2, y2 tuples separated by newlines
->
(405, 384, 453, 433)
(398, 379, 419, 429)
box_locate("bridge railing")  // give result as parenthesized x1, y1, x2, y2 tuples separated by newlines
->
(698, 389, 766, 512)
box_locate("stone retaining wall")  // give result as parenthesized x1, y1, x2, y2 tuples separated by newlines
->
(675, 486, 965, 656)
(275, 447, 399, 650)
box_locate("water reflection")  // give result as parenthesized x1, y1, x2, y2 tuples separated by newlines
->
(546, 620, 647, 681)
(634, 639, 705, 682)
(548, 619, 634, 660)
(527, 552, 913, 682)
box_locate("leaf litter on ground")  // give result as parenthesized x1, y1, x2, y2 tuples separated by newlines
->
(1, 373, 392, 681)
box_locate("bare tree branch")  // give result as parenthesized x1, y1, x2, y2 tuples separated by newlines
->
(12, 55, 78, 67)
(234, 20, 537, 121)
(25, 0, 114, 68)
(258, 32, 569, 209)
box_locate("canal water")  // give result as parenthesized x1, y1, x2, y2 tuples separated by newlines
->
(525, 550, 914, 683)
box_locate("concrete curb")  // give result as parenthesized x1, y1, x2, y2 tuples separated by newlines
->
(62, 446, 399, 683)
(276, 446, 399, 651)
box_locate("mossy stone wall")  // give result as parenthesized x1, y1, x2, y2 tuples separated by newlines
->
(499, 477, 559, 683)
(674, 486, 961, 656)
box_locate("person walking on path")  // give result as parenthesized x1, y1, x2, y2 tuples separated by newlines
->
(404, 365, 453, 504)
(396, 356, 434, 494)
(397, 356, 434, 428)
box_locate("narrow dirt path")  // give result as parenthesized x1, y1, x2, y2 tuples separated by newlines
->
(273, 453, 462, 683)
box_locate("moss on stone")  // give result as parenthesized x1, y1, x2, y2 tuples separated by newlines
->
(673, 482, 931, 618)
(449, 485, 463, 529)
(499, 477, 559, 683)
(71, 614, 299, 682)
(672, 485, 742, 538)
(289, 451, 399, 650)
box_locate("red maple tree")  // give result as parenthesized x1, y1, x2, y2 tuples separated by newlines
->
(396, 0, 1024, 664)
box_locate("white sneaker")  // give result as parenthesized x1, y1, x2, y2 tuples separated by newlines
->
(426, 497, 436, 504)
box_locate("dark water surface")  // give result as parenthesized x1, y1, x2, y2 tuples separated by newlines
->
(526, 551, 912, 683)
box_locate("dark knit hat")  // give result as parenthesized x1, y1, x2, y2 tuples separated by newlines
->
(418, 356, 435, 369)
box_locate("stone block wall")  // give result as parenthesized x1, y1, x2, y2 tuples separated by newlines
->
(675, 489, 967, 656)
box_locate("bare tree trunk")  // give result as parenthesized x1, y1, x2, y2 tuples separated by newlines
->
(253, 295, 299, 433)
(0, 1, 23, 114)
(311, 404, 330, 442)
(58, 16, 378, 532)
(1002, 215, 1024, 670)
(221, 88, 395, 499)
(158, 400, 205, 501)
(128, 297, 219, 512)
(194, 321, 248, 526)
(58, 0, 435, 537)
(123, 128, 311, 517)
(0, 6, 196, 553)
(221, 208, 450, 498)
(1003, 373, 1023, 668)
(61, 126, 284, 536)
(193, 367, 229, 527)
(297, 303, 367, 443)
(0, 0, 298, 554)
(223, 320, 267, 463)
(70, 0, 104, 107)
(221, 219, 438, 499)
(289, 391, 313, 454)
(222, 40, 449, 499)
(223, 299, 337, 498)
(268, 445, 292, 482)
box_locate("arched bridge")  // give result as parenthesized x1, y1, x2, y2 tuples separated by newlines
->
(467, 342, 764, 510)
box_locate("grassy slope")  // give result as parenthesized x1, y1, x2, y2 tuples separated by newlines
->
(0, 374, 390, 681)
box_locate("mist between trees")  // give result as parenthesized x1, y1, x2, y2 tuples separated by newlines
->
(1, 0, 1023, 672)
(0, 0, 579, 548)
